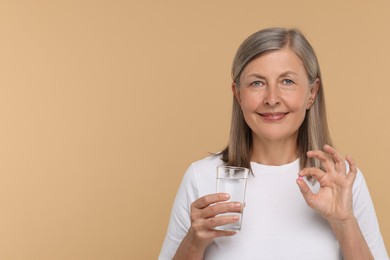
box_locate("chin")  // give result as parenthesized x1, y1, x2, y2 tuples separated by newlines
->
(253, 131, 297, 143)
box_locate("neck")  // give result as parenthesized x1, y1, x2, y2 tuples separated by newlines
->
(251, 135, 298, 166)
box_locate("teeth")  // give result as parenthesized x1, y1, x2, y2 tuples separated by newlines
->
(267, 115, 282, 119)
(260, 113, 286, 120)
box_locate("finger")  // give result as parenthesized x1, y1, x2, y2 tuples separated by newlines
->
(192, 193, 230, 209)
(296, 178, 315, 208)
(306, 149, 335, 173)
(203, 228, 236, 238)
(346, 155, 358, 182)
(299, 167, 327, 184)
(202, 202, 242, 218)
(208, 214, 240, 229)
(213, 230, 237, 237)
(323, 144, 346, 174)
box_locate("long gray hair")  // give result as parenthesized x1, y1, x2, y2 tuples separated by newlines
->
(220, 28, 332, 170)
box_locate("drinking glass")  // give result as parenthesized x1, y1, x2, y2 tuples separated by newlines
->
(215, 165, 249, 231)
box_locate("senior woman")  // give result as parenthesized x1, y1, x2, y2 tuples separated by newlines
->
(159, 28, 388, 260)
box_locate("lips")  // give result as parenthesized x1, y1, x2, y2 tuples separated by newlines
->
(258, 112, 288, 121)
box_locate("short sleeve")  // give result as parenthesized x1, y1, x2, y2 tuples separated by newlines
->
(353, 170, 389, 259)
(158, 164, 198, 260)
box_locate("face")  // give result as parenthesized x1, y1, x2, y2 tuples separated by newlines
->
(233, 48, 319, 144)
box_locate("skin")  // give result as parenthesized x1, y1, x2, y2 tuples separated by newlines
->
(173, 48, 373, 260)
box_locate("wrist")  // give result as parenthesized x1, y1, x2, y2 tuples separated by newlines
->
(328, 217, 374, 260)
(328, 216, 362, 245)
(329, 216, 357, 231)
(187, 228, 211, 250)
(173, 228, 208, 260)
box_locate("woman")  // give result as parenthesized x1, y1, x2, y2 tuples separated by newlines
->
(159, 28, 388, 259)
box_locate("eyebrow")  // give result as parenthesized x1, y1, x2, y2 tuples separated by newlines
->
(279, 71, 299, 77)
(244, 71, 299, 79)
(244, 73, 266, 79)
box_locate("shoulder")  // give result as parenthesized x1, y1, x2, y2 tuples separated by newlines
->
(189, 154, 224, 173)
(350, 166, 367, 194)
(181, 154, 224, 184)
(181, 154, 224, 198)
(349, 166, 376, 217)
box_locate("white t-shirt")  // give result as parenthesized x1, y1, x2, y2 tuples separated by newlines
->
(159, 155, 388, 260)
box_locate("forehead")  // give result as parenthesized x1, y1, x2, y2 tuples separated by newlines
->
(241, 48, 306, 77)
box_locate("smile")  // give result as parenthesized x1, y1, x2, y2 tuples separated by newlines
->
(258, 112, 288, 121)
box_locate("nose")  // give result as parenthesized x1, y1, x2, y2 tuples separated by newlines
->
(263, 84, 280, 106)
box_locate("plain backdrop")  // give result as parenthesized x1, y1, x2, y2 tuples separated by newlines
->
(0, 1, 389, 259)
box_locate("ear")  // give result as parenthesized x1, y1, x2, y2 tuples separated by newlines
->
(232, 82, 241, 104)
(307, 78, 320, 110)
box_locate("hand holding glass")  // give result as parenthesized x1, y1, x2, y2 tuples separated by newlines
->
(215, 166, 249, 231)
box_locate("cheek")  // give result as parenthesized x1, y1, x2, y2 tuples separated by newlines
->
(294, 101, 311, 123)
(289, 92, 310, 110)
(240, 100, 258, 115)
(239, 92, 261, 110)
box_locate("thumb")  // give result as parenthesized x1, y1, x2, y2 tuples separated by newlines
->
(296, 177, 314, 207)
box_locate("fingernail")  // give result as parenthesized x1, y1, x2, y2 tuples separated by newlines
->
(298, 176, 303, 180)
(234, 202, 241, 208)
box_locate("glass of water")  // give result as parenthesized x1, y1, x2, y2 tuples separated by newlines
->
(215, 165, 249, 231)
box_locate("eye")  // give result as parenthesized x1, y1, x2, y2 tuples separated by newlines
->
(282, 79, 294, 85)
(250, 80, 264, 87)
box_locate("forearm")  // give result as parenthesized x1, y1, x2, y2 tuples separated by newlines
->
(330, 218, 373, 260)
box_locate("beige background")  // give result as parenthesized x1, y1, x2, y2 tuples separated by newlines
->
(0, 1, 389, 259)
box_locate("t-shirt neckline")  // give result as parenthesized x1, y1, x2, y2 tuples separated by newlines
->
(250, 158, 300, 174)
